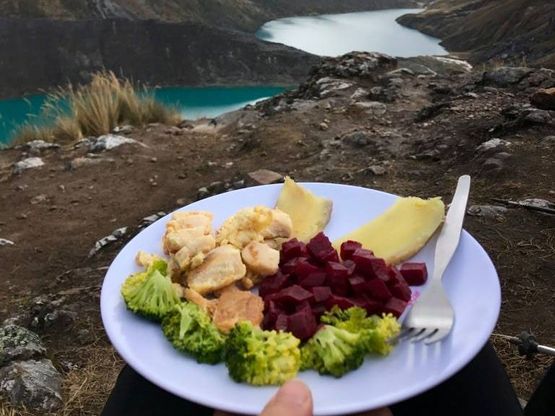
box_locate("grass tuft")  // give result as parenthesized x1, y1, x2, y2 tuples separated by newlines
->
(13, 71, 181, 145)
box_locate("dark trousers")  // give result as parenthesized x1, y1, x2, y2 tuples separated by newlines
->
(101, 342, 538, 416)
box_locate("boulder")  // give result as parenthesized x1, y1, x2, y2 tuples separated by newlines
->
(13, 157, 44, 174)
(482, 67, 534, 87)
(476, 138, 511, 154)
(88, 134, 138, 152)
(530, 88, 555, 110)
(0, 359, 62, 412)
(341, 131, 371, 147)
(353, 101, 387, 116)
(0, 325, 46, 366)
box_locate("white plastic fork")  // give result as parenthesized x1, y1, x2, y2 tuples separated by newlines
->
(401, 175, 471, 345)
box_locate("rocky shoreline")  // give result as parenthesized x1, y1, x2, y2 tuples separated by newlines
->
(1, 52, 554, 414)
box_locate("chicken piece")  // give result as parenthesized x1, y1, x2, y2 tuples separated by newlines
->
(216, 206, 274, 248)
(241, 241, 280, 277)
(184, 288, 218, 315)
(187, 245, 247, 295)
(135, 250, 163, 268)
(163, 211, 213, 254)
(212, 288, 264, 333)
(173, 234, 216, 270)
(261, 208, 293, 240)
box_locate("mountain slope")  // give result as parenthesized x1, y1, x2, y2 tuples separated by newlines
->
(397, 0, 555, 68)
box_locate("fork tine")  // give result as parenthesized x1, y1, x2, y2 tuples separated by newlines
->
(407, 328, 426, 342)
(424, 328, 451, 345)
(410, 329, 436, 343)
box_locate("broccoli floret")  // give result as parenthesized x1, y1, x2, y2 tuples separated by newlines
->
(300, 325, 367, 377)
(224, 321, 301, 385)
(120, 259, 179, 321)
(321, 306, 400, 355)
(162, 302, 226, 364)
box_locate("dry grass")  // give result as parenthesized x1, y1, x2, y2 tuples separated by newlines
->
(13, 71, 181, 145)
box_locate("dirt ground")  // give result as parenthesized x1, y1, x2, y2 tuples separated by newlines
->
(0, 55, 553, 414)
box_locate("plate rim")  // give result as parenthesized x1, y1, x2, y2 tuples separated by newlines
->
(100, 182, 501, 415)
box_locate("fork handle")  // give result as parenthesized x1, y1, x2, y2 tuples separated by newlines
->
(432, 175, 471, 281)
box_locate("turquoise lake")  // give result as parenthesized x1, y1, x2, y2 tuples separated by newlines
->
(0, 86, 284, 144)
(256, 9, 447, 57)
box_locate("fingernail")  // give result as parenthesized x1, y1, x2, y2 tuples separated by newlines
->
(274, 379, 311, 407)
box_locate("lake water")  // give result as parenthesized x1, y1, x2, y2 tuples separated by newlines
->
(256, 9, 447, 57)
(0, 86, 284, 145)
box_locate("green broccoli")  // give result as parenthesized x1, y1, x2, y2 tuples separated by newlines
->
(224, 321, 301, 385)
(300, 325, 367, 377)
(321, 306, 400, 355)
(120, 259, 180, 321)
(161, 302, 226, 364)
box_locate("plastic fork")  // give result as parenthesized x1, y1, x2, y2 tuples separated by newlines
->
(401, 175, 471, 344)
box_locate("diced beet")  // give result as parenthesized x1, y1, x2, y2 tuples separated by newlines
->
(351, 249, 383, 278)
(288, 304, 318, 340)
(327, 273, 350, 296)
(280, 238, 308, 264)
(281, 257, 304, 275)
(272, 285, 313, 304)
(364, 278, 393, 301)
(400, 263, 428, 286)
(274, 314, 289, 332)
(311, 286, 332, 303)
(259, 271, 290, 298)
(299, 271, 327, 288)
(353, 296, 383, 315)
(342, 259, 357, 275)
(265, 300, 281, 323)
(371, 258, 390, 282)
(307, 232, 337, 263)
(326, 294, 357, 310)
(295, 300, 312, 312)
(389, 282, 411, 302)
(383, 298, 408, 318)
(340, 240, 363, 261)
(311, 304, 327, 320)
(386, 266, 406, 287)
(325, 261, 350, 280)
(294, 258, 320, 279)
(348, 275, 367, 292)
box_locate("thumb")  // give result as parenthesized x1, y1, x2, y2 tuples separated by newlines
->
(260, 379, 313, 416)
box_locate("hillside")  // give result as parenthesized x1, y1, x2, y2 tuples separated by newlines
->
(397, 0, 555, 68)
(0, 0, 421, 31)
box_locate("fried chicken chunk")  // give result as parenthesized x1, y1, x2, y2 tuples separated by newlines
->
(212, 286, 264, 333)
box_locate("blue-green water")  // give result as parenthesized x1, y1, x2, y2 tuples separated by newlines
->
(0, 86, 284, 145)
(256, 9, 447, 57)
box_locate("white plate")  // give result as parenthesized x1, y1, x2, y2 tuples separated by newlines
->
(101, 183, 501, 415)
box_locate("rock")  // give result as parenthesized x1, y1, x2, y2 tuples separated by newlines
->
(164, 126, 183, 136)
(139, 212, 167, 228)
(353, 101, 387, 115)
(523, 109, 553, 124)
(398, 56, 471, 75)
(0, 239, 15, 247)
(464, 92, 479, 99)
(386, 68, 415, 77)
(69, 156, 115, 169)
(311, 52, 397, 80)
(482, 67, 534, 87)
(30, 194, 48, 204)
(366, 165, 387, 176)
(88, 134, 138, 152)
(467, 205, 508, 220)
(316, 77, 354, 98)
(248, 169, 283, 185)
(0, 325, 46, 366)
(341, 131, 371, 147)
(88, 227, 128, 257)
(530, 88, 555, 110)
(197, 187, 210, 199)
(518, 68, 555, 89)
(0, 359, 63, 412)
(542, 135, 555, 144)
(476, 138, 511, 154)
(518, 198, 554, 210)
(495, 152, 512, 160)
(22, 140, 60, 154)
(13, 157, 44, 174)
(483, 158, 504, 172)
(112, 125, 133, 134)
(319, 122, 329, 131)
(415, 103, 450, 122)
(350, 88, 369, 100)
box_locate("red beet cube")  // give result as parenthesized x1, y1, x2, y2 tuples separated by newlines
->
(351, 249, 387, 280)
(259, 271, 290, 298)
(299, 271, 327, 288)
(364, 278, 393, 301)
(288, 304, 318, 340)
(295, 300, 312, 312)
(326, 294, 357, 310)
(280, 238, 308, 263)
(348, 275, 367, 292)
(311, 286, 332, 303)
(275, 314, 289, 331)
(294, 258, 320, 279)
(327, 273, 350, 296)
(307, 232, 337, 263)
(311, 304, 327, 320)
(389, 282, 411, 302)
(281, 257, 304, 275)
(272, 285, 313, 304)
(386, 266, 406, 287)
(342, 259, 356, 275)
(353, 296, 383, 315)
(325, 261, 350, 280)
(400, 263, 428, 286)
(340, 240, 363, 261)
(265, 300, 281, 322)
(383, 298, 408, 317)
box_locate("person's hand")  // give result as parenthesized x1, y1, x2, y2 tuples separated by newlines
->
(213, 378, 392, 416)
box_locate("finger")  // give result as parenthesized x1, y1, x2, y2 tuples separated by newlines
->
(260, 379, 313, 416)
